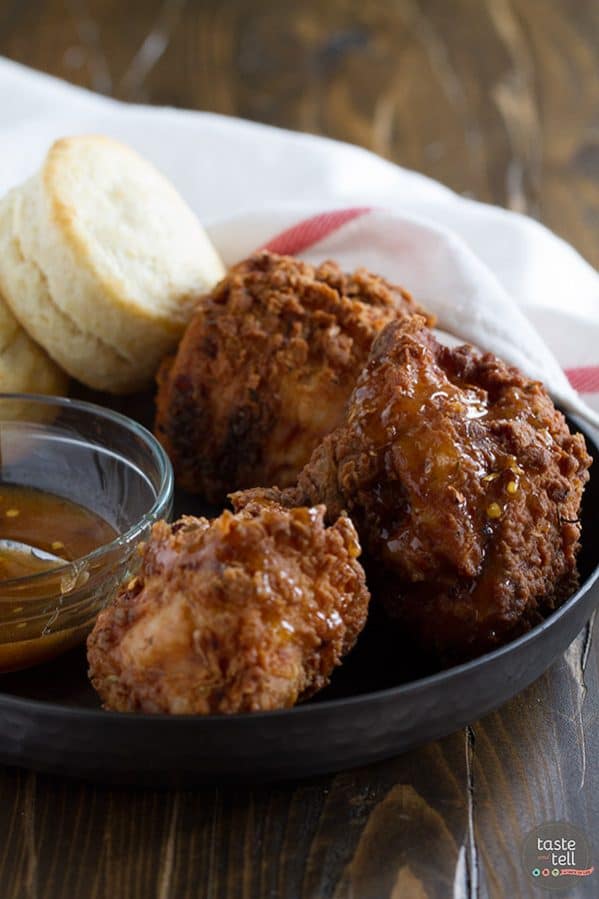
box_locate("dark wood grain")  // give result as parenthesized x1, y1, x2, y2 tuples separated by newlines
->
(0, 1, 598, 897)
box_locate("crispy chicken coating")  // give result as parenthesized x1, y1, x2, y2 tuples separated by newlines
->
(155, 251, 430, 503)
(87, 502, 370, 714)
(234, 317, 592, 660)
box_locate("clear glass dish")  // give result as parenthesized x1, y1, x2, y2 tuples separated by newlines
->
(0, 394, 173, 672)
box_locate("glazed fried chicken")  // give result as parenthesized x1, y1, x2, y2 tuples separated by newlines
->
(234, 317, 592, 660)
(87, 501, 369, 714)
(155, 251, 430, 503)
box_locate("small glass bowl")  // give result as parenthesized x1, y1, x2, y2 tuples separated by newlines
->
(0, 394, 173, 672)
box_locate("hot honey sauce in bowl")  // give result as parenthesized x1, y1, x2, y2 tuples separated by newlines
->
(0, 395, 173, 672)
(0, 485, 117, 572)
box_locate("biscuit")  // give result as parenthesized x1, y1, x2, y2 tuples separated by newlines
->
(0, 197, 67, 396)
(0, 136, 225, 393)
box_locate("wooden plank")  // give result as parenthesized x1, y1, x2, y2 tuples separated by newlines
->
(0, 1, 597, 897)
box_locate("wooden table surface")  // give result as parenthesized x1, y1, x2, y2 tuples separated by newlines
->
(1, 2, 598, 897)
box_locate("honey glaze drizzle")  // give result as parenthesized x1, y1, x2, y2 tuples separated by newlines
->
(481, 455, 526, 519)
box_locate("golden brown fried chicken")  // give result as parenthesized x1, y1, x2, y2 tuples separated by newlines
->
(234, 317, 592, 660)
(87, 501, 370, 714)
(155, 251, 430, 503)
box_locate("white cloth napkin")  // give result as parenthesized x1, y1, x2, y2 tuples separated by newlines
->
(1, 57, 598, 428)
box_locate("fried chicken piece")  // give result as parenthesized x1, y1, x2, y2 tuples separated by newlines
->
(234, 317, 592, 660)
(87, 502, 370, 714)
(155, 251, 430, 503)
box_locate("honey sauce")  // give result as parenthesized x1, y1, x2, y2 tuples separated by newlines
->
(0, 484, 117, 576)
(0, 485, 118, 672)
(0, 547, 62, 581)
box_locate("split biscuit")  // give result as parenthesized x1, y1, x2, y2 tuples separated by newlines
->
(0, 187, 67, 396)
(0, 136, 225, 393)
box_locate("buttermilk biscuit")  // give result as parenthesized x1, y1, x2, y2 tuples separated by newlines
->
(0, 193, 67, 395)
(0, 296, 68, 396)
(0, 136, 225, 393)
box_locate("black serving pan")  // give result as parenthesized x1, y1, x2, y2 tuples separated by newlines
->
(0, 416, 597, 786)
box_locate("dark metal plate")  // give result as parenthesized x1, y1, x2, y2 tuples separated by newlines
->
(0, 417, 597, 785)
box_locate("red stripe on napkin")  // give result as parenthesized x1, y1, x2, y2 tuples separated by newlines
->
(261, 207, 372, 256)
(565, 366, 599, 393)
(262, 210, 599, 397)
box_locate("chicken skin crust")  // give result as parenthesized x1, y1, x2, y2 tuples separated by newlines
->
(87, 502, 370, 714)
(155, 251, 429, 503)
(234, 317, 592, 661)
